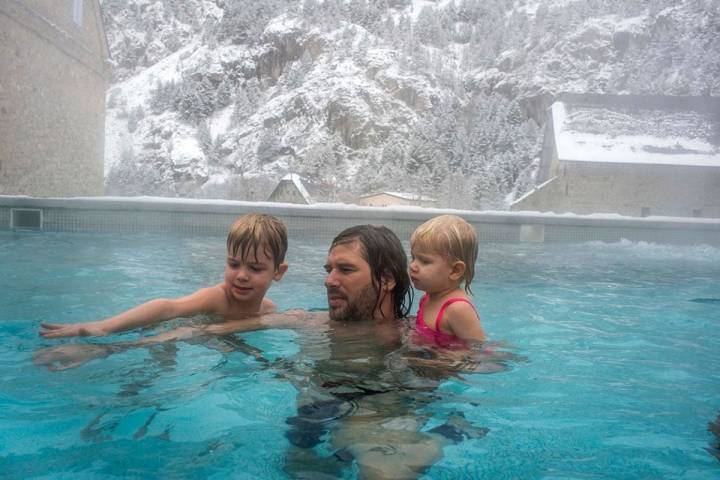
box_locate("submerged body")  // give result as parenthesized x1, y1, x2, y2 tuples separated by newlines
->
(34, 308, 500, 479)
(414, 294, 477, 348)
(35, 224, 496, 479)
(17, 230, 720, 479)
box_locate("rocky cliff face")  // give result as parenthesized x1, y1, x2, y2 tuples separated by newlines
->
(101, 0, 719, 207)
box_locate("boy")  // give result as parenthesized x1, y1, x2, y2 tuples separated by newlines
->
(40, 213, 288, 338)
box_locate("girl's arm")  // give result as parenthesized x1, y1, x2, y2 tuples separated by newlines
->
(40, 286, 225, 338)
(445, 302, 486, 342)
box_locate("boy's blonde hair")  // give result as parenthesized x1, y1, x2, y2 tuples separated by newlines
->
(410, 215, 478, 293)
(227, 214, 288, 268)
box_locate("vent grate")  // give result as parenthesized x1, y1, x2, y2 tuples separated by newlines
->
(10, 208, 43, 229)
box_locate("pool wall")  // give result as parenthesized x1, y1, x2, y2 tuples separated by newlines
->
(1, 196, 719, 245)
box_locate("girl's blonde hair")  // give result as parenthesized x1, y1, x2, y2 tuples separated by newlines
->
(410, 215, 478, 293)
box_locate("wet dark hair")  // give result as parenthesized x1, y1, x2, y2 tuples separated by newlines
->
(330, 225, 413, 319)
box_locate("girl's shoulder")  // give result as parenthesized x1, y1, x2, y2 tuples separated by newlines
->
(439, 290, 472, 307)
(444, 298, 478, 316)
(440, 293, 479, 322)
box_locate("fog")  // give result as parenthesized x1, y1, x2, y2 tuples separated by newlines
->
(1, 0, 719, 218)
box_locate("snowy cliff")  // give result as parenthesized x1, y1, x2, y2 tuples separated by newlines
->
(101, 0, 720, 208)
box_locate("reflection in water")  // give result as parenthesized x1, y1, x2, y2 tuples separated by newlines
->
(710, 413, 720, 461)
(256, 318, 519, 479)
(690, 298, 720, 304)
(77, 335, 273, 443)
(34, 317, 520, 478)
(78, 343, 179, 443)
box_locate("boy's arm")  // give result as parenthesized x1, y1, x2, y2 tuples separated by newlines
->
(40, 286, 226, 338)
(445, 302, 486, 342)
(35, 310, 325, 371)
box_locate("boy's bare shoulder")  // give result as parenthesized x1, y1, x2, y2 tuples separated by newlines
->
(260, 298, 277, 313)
(206, 283, 235, 309)
(171, 284, 229, 316)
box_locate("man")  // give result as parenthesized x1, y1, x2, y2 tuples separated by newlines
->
(35, 225, 486, 479)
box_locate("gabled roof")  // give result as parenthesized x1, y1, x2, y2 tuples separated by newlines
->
(551, 93, 720, 167)
(266, 173, 313, 203)
(280, 173, 312, 203)
(359, 191, 436, 202)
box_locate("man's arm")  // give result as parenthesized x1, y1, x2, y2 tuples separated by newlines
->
(202, 310, 323, 335)
(40, 286, 226, 338)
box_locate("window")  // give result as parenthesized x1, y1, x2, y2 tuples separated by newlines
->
(72, 0, 83, 27)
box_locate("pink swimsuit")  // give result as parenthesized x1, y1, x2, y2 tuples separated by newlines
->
(414, 294, 477, 348)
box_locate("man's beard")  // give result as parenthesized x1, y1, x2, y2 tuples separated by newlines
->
(327, 283, 378, 322)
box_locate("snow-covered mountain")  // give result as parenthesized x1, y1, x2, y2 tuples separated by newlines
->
(101, 0, 720, 208)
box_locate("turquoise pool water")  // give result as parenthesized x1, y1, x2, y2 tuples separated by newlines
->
(1, 230, 719, 478)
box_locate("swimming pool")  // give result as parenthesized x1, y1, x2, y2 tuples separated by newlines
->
(1, 230, 719, 478)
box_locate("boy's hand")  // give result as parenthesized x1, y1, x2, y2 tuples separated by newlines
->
(40, 322, 106, 338)
(33, 344, 113, 370)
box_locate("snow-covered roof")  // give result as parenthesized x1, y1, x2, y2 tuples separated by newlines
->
(360, 191, 436, 202)
(280, 173, 312, 203)
(552, 94, 720, 167)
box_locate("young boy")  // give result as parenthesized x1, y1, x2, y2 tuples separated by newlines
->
(40, 213, 288, 338)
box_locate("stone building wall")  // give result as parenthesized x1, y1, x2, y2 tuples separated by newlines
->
(356, 193, 436, 208)
(512, 162, 720, 218)
(0, 0, 108, 197)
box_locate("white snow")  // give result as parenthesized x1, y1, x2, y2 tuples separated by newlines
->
(171, 136, 203, 166)
(615, 14, 647, 31)
(120, 42, 194, 108)
(552, 103, 720, 167)
(209, 106, 234, 140)
(264, 14, 304, 36)
(409, 0, 455, 20)
(511, 175, 557, 204)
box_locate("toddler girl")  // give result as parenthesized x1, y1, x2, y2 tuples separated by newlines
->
(410, 215, 485, 347)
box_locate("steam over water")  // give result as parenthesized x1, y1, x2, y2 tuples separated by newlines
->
(1, 231, 719, 478)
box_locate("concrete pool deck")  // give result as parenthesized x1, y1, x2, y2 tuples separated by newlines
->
(1, 195, 719, 245)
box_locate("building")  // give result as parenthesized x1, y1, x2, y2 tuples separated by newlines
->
(0, 0, 110, 197)
(356, 191, 437, 208)
(267, 173, 314, 204)
(511, 94, 720, 218)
